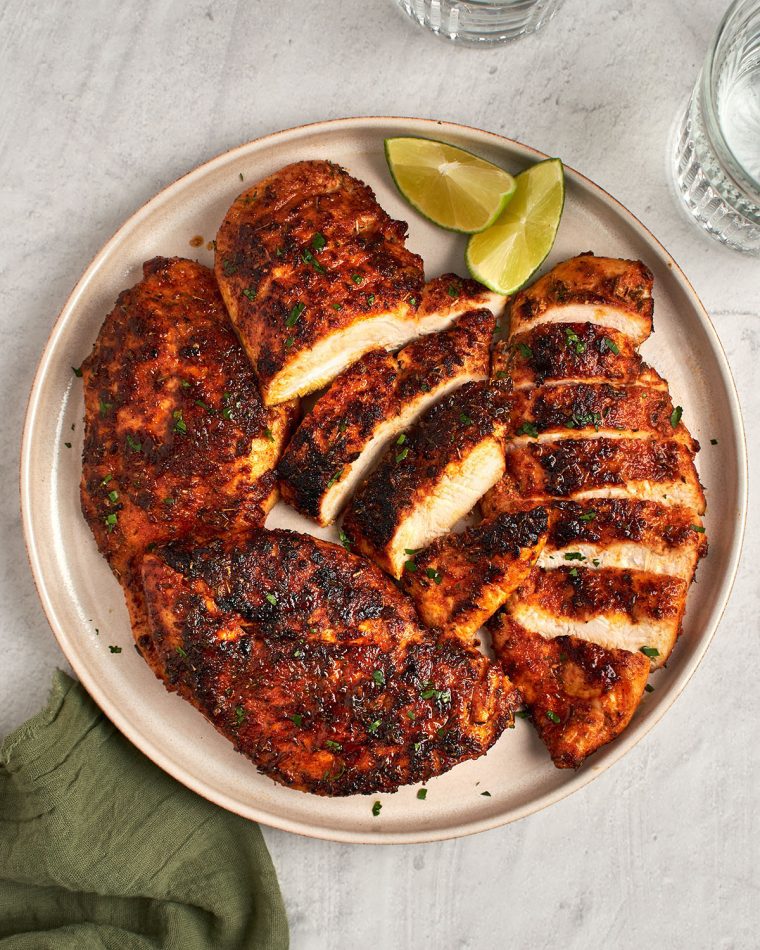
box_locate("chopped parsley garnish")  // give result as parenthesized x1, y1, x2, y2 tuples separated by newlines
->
(332, 303, 342, 311)
(691, 524, 706, 533)
(420, 381, 431, 392)
(515, 710, 530, 719)
(568, 567, 579, 578)
(517, 342, 533, 359)
(235, 706, 246, 724)
(459, 412, 473, 425)
(670, 405, 683, 428)
(351, 274, 363, 285)
(371, 801, 382, 817)
(404, 548, 419, 555)
(566, 410, 602, 431)
(287, 302, 305, 327)
(367, 294, 375, 305)
(494, 370, 509, 380)
(98, 399, 113, 416)
(367, 718, 382, 735)
(420, 686, 451, 704)
(645, 684, 655, 693)
(311, 232, 326, 251)
(301, 249, 325, 272)
(176, 646, 188, 658)
(710, 438, 718, 445)
(372, 669, 386, 686)
(546, 710, 561, 724)
(180, 379, 191, 388)
(425, 567, 442, 585)
(640, 645, 660, 658)
(326, 468, 343, 488)
(172, 410, 187, 434)
(564, 327, 586, 354)
(222, 407, 233, 420)
(108, 645, 122, 654)
(64, 442, 72, 449)
(395, 446, 409, 462)
(409, 297, 417, 307)
(417, 788, 428, 800)
(480, 790, 491, 797)
(579, 511, 597, 522)
(447, 284, 459, 298)
(104, 512, 118, 531)
(339, 529, 352, 550)
(403, 558, 417, 573)
(517, 421, 539, 438)
(239, 172, 244, 181)
(289, 713, 304, 727)
(72, 366, 83, 377)
(194, 399, 210, 411)
(564, 551, 585, 561)
(407, 710, 416, 721)
(600, 336, 620, 355)
(242, 287, 256, 300)
(107, 490, 119, 503)
(101, 474, 113, 485)
(265, 592, 278, 606)
(284, 336, 295, 348)
(221, 258, 238, 276)
(325, 739, 342, 751)
(163, 497, 175, 506)
(264, 426, 274, 442)
(396, 433, 406, 445)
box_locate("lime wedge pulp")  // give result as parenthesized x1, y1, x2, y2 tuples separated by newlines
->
(384, 137, 516, 234)
(466, 158, 565, 295)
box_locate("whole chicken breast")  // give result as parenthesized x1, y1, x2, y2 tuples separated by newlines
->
(79, 257, 294, 670)
(278, 309, 495, 525)
(141, 529, 519, 795)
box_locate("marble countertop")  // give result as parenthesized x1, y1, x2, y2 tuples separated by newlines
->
(1, 1, 757, 946)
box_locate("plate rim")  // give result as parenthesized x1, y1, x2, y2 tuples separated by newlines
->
(20, 116, 749, 844)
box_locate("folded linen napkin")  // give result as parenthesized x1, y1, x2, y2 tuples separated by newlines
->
(0, 670, 288, 949)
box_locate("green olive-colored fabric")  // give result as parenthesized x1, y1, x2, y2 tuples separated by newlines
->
(0, 671, 288, 949)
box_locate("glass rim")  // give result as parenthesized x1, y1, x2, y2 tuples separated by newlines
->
(702, 0, 760, 197)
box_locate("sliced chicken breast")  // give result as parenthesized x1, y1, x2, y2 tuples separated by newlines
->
(489, 612, 650, 769)
(215, 160, 425, 405)
(503, 566, 688, 669)
(343, 382, 509, 578)
(416, 273, 506, 334)
(492, 325, 666, 391)
(484, 437, 706, 515)
(509, 254, 654, 344)
(401, 507, 548, 643)
(536, 499, 707, 581)
(507, 382, 696, 447)
(278, 309, 494, 524)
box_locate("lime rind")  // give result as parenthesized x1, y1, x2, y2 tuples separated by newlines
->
(384, 137, 516, 234)
(465, 158, 565, 295)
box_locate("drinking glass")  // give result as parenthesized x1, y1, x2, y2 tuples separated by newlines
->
(395, 0, 562, 45)
(672, 0, 760, 254)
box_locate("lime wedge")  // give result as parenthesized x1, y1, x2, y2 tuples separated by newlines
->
(384, 137, 516, 234)
(466, 158, 565, 295)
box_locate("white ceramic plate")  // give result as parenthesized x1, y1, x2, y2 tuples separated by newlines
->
(21, 118, 747, 844)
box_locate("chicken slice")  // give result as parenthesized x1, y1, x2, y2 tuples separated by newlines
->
(535, 499, 707, 581)
(493, 325, 666, 392)
(401, 507, 548, 642)
(489, 612, 650, 769)
(508, 253, 654, 344)
(215, 160, 425, 404)
(416, 273, 506, 334)
(502, 566, 687, 669)
(343, 382, 509, 578)
(140, 529, 519, 795)
(79, 257, 295, 672)
(483, 437, 706, 515)
(508, 382, 696, 448)
(278, 309, 494, 525)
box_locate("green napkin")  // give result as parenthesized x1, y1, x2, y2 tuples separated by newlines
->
(0, 670, 288, 949)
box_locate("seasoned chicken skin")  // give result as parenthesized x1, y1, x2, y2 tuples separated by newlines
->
(508, 253, 654, 344)
(343, 382, 509, 578)
(215, 160, 426, 405)
(278, 309, 495, 525)
(489, 612, 650, 769)
(141, 529, 519, 795)
(401, 507, 548, 643)
(80, 257, 294, 670)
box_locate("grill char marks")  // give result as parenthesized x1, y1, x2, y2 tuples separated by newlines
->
(141, 529, 519, 795)
(401, 507, 549, 643)
(278, 309, 494, 525)
(343, 381, 510, 578)
(215, 160, 426, 405)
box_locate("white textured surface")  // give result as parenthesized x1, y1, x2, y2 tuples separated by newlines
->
(1, 1, 758, 946)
